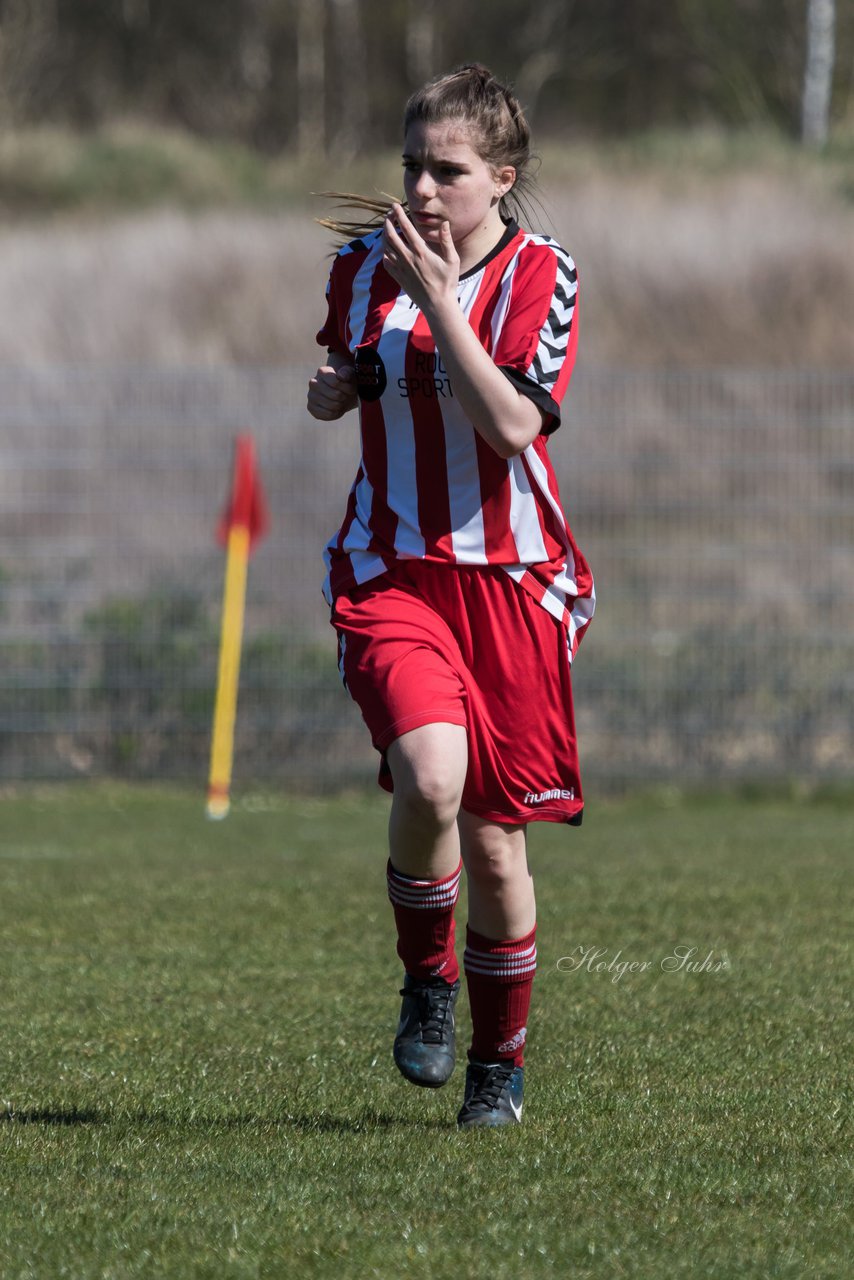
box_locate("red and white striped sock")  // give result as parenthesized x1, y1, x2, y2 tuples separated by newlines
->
(463, 924, 537, 1067)
(386, 859, 462, 983)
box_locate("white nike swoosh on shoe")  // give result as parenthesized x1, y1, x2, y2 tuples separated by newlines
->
(509, 1098, 523, 1121)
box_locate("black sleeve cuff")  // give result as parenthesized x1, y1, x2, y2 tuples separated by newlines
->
(499, 366, 561, 435)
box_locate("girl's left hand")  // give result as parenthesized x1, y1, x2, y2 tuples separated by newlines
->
(382, 202, 459, 311)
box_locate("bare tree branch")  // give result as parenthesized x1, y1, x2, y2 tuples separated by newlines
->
(802, 0, 835, 145)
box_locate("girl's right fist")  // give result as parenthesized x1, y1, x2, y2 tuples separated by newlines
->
(307, 364, 358, 420)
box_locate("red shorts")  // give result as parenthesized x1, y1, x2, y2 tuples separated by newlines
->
(331, 561, 583, 826)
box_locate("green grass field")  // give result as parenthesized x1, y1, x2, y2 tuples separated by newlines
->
(1, 784, 851, 1278)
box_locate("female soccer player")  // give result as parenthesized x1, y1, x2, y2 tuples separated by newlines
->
(307, 64, 594, 1128)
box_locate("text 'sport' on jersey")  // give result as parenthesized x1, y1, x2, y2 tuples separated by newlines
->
(355, 345, 387, 401)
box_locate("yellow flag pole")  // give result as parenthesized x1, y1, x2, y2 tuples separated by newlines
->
(206, 434, 268, 819)
(206, 523, 251, 820)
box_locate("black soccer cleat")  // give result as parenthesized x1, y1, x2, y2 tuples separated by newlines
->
(393, 974, 461, 1088)
(457, 1059, 524, 1128)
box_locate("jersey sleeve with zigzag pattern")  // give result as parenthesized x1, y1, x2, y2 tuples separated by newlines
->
(492, 236, 579, 435)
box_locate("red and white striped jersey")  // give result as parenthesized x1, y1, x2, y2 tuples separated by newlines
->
(317, 219, 595, 657)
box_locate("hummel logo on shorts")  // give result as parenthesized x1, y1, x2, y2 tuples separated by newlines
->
(523, 787, 575, 804)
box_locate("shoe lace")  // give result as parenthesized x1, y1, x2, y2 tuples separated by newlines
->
(468, 1062, 516, 1111)
(400, 981, 455, 1045)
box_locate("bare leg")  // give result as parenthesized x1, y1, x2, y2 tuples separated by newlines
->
(386, 722, 467, 879)
(458, 810, 535, 940)
(386, 723, 467, 1087)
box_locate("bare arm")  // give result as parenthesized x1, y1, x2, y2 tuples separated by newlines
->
(382, 204, 544, 459)
(421, 296, 544, 458)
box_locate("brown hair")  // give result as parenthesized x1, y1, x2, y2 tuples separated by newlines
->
(317, 63, 539, 245)
(404, 63, 535, 224)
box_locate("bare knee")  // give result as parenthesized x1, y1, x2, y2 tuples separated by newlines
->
(395, 759, 463, 830)
(466, 849, 514, 895)
(388, 725, 466, 832)
(462, 820, 529, 895)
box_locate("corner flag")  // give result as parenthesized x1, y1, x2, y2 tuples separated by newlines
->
(206, 435, 269, 819)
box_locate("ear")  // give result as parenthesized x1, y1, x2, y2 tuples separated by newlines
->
(493, 165, 516, 199)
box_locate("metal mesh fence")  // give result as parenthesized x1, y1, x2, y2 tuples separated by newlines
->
(1, 365, 852, 791)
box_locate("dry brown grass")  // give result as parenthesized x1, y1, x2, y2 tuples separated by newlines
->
(0, 210, 329, 366)
(0, 158, 851, 368)
(548, 166, 854, 367)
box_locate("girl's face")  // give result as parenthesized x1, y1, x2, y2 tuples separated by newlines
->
(402, 119, 515, 267)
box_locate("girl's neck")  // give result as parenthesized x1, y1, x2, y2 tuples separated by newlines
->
(454, 209, 509, 274)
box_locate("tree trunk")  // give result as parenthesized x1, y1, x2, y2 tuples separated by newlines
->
(329, 0, 369, 159)
(297, 0, 326, 158)
(802, 0, 835, 145)
(514, 0, 571, 124)
(405, 0, 439, 89)
(0, 0, 59, 124)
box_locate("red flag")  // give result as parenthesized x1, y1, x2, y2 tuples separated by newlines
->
(217, 434, 270, 551)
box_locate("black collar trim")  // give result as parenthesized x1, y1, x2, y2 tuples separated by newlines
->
(459, 220, 520, 281)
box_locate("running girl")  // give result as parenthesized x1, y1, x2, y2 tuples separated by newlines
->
(308, 63, 594, 1128)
